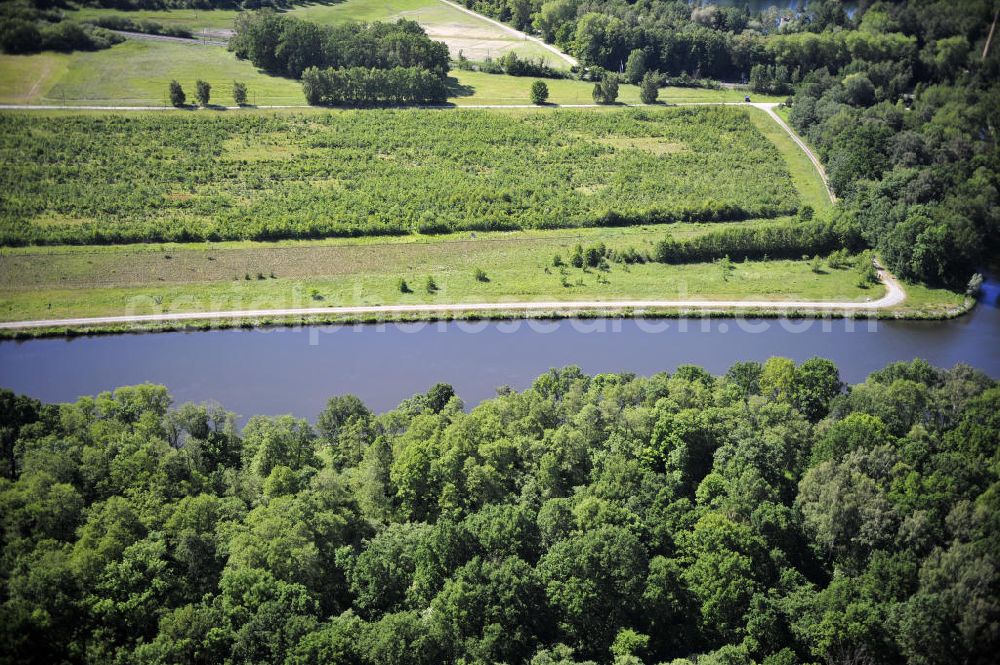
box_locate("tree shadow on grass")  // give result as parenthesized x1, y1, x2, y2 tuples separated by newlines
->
(445, 75, 474, 99)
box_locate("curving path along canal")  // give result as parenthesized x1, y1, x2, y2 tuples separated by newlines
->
(0, 267, 905, 331)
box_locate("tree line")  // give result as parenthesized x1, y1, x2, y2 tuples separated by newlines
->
(653, 214, 862, 265)
(301, 66, 448, 106)
(1, 358, 997, 664)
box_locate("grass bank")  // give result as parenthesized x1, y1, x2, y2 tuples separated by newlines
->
(0, 221, 889, 322)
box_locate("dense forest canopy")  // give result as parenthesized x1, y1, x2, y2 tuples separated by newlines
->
(2, 358, 998, 664)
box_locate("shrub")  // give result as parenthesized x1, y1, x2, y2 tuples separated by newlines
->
(195, 80, 211, 107)
(169, 80, 186, 107)
(233, 81, 247, 106)
(592, 82, 605, 104)
(639, 71, 659, 104)
(473, 268, 489, 282)
(530, 80, 549, 105)
(397, 278, 412, 293)
(600, 74, 620, 104)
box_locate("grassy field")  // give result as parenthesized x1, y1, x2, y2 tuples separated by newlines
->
(0, 228, 885, 322)
(0, 221, 967, 324)
(0, 106, 800, 244)
(0, 220, 787, 289)
(66, 6, 240, 34)
(0, 38, 777, 107)
(0, 42, 306, 106)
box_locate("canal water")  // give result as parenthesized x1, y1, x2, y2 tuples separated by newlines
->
(1, 280, 997, 420)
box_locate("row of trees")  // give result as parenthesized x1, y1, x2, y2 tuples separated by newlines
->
(229, 11, 449, 79)
(459, 0, 858, 80)
(458, 49, 565, 79)
(653, 214, 861, 265)
(2, 358, 997, 663)
(301, 66, 448, 107)
(168, 80, 248, 107)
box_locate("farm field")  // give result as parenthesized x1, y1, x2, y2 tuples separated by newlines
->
(0, 106, 800, 245)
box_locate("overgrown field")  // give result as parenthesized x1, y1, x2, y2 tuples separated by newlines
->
(0, 107, 800, 245)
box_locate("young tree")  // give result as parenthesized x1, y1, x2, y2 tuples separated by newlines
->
(529, 80, 549, 105)
(232, 81, 247, 106)
(168, 80, 185, 107)
(591, 82, 604, 104)
(639, 71, 659, 104)
(195, 80, 211, 107)
(623, 48, 646, 84)
(600, 74, 619, 104)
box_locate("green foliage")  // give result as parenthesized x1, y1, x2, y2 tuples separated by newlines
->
(232, 81, 247, 106)
(2, 359, 996, 664)
(0, 107, 798, 245)
(654, 217, 861, 265)
(600, 73, 619, 104)
(168, 79, 185, 107)
(302, 66, 448, 106)
(624, 49, 646, 85)
(195, 79, 210, 107)
(0, 3, 124, 55)
(229, 12, 449, 79)
(530, 79, 549, 105)
(639, 70, 659, 104)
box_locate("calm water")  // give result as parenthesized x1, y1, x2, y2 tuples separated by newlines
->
(1, 281, 997, 420)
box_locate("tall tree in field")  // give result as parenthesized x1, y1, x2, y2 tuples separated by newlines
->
(168, 80, 185, 107)
(639, 71, 659, 104)
(195, 80, 211, 107)
(600, 73, 619, 104)
(530, 80, 549, 105)
(624, 48, 646, 84)
(232, 81, 247, 106)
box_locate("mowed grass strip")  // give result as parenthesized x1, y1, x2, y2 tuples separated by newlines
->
(746, 106, 832, 213)
(0, 255, 884, 322)
(0, 106, 800, 245)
